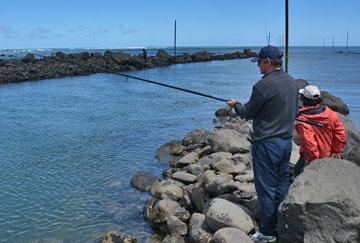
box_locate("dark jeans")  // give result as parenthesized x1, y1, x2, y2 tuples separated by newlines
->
(252, 137, 292, 236)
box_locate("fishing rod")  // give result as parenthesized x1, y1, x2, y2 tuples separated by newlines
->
(34, 53, 323, 127)
(35, 53, 228, 103)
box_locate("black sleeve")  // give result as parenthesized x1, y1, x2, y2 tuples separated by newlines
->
(234, 86, 265, 119)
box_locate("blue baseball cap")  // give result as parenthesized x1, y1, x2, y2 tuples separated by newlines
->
(251, 45, 283, 62)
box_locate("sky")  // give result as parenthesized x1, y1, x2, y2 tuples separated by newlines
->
(0, 0, 359, 49)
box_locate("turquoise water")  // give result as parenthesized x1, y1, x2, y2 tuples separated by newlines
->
(0, 47, 359, 242)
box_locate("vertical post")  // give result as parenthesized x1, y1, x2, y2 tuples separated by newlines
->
(346, 31, 349, 53)
(174, 20, 177, 62)
(285, 0, 289, 73)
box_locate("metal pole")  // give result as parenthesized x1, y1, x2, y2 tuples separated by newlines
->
(285, 0, 289, 73)
(346, 31, 349, 53)
(174, 20, 177, 62)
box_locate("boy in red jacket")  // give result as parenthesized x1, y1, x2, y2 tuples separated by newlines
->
(294, 85, 347, 177)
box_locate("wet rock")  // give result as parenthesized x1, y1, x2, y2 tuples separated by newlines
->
(131, 171, 160, 192)
(145, 199, 190, 224)
(189, 213, 213, 243)
(206, 198, 253, 234)
(183, 129, 209, 146)
(172, 171, 197, 184)
(207, 129, 251, 153)
(278, 158, 360, 243)
(211, 227, 253, 243)
(101, 231, 137, 243)
(167, 216, 188, 235)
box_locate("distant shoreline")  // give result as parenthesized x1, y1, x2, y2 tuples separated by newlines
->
(0, 49, 256, 84)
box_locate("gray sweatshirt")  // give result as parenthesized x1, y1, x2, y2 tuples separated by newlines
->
(235, 70, 298, 142)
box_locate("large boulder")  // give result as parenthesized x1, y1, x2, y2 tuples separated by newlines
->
(131, 171, 159, 192)
(211, 227, 253, 243)
(205, 198, 254, 233)
(321, 91, 349, 115)
(278, 158, 360, 243)
(207, 129, 251, 154)
(339, 113, 360, 166)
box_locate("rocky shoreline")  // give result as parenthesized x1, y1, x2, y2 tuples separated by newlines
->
(117, 79, 360, 243)
(0, 49, 255, 84)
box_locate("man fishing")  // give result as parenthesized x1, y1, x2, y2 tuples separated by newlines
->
(227, 45, 298, 243)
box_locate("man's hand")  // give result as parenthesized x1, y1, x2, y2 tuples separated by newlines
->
(227, 98, 237, 107)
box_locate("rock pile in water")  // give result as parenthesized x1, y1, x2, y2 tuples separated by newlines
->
(0, 49, 256, 84)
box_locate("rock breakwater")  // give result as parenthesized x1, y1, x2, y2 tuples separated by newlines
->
(0, 49, 255, 84)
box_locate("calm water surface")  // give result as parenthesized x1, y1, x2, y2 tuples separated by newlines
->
(0, 47, 359, 242)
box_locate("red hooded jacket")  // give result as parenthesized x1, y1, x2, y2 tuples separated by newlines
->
(295, 104, 347, 162)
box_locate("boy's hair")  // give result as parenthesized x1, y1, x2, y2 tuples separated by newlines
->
(300, 94, 322, 106)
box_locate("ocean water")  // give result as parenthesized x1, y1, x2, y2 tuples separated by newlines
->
(0, 47, 359, 242)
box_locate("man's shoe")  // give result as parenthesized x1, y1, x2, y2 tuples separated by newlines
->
(250, 231, 277, 243)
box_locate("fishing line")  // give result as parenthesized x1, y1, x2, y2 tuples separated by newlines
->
(34, 53, 322, 127)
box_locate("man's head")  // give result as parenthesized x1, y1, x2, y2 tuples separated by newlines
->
(299, 85, 322, 106)
(252, 45, 283, 74)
